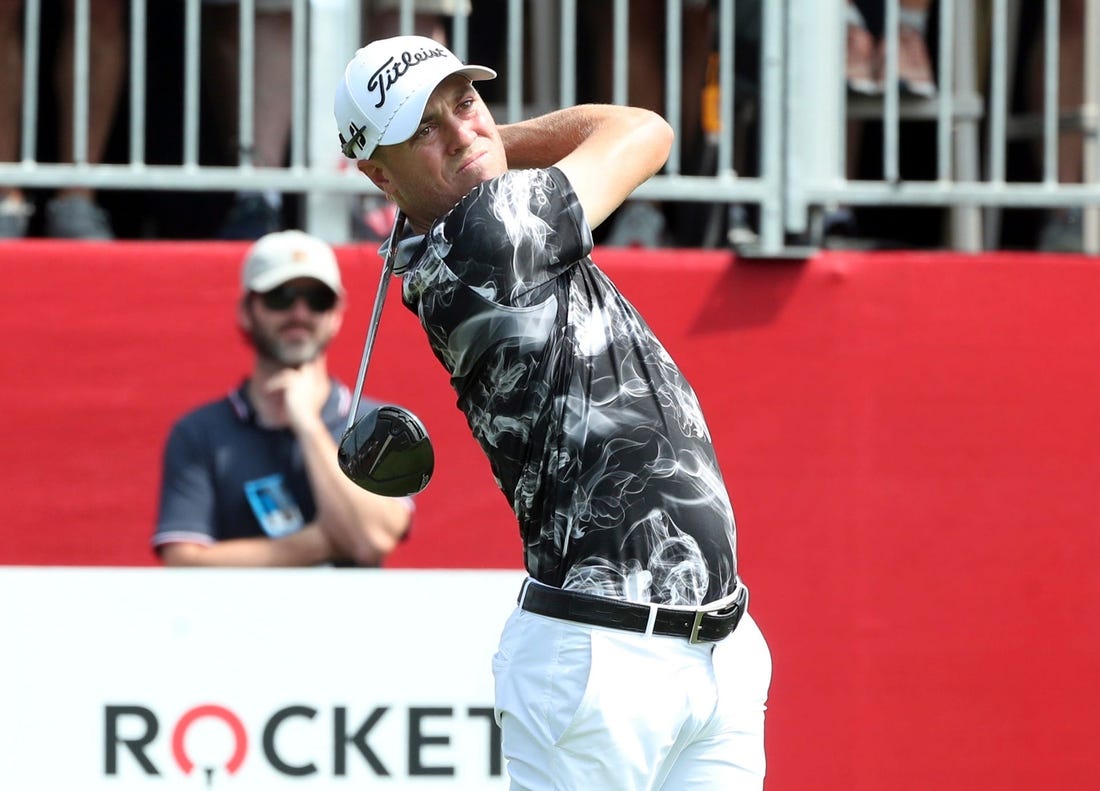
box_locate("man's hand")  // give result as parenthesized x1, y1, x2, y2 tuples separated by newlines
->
(265, 361, 329, 434)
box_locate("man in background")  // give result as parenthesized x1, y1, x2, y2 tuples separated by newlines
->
(153, 229, 412, 566)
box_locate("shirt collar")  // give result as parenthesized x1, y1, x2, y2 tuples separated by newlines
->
(390, 233, 426, 275)
(228, 378, 351, 425)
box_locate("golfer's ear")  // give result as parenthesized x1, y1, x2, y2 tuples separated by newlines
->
(357, 159, 389, 194)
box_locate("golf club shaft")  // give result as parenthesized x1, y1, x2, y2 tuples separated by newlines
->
(345, 209, 405, 432)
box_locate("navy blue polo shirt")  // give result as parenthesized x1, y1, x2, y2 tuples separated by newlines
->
(153, 379, 380, 554)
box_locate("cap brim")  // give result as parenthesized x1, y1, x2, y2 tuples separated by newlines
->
(248, 271, 343, 294)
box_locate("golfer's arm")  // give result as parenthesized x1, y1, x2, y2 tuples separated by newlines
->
(498, 104, 673, 229)
(295, 419, 411, 566)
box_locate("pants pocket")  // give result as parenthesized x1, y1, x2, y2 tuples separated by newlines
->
(493, 611, 596, 744)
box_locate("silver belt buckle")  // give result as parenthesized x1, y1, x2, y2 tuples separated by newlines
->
(689, 609, 707, 644)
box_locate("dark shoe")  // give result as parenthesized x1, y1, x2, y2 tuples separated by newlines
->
(0, 194, 33, 239)
(45, 195, 114, 239)
(218, 194, 281, 240)
(821, 206, 875, 249)
(726, 203, 759, 247)
(605, 201, 668, 248)
(1037, 208, 1083, 253)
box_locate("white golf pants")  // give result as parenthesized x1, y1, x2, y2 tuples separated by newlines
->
(492, 604, 771, 790)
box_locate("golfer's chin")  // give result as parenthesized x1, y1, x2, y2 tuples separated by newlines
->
(429, 180, 489, 219)
(456, 153, 505, 189)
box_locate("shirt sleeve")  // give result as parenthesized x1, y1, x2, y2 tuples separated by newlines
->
(152, 419, 219, 550)
(544, 165, 594, 259)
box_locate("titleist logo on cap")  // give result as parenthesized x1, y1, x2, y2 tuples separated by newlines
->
(368, 46, 449, 108)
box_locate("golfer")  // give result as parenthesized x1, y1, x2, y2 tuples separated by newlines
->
(336, 35, 771, 790)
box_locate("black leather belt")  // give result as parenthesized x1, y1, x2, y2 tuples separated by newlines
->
(518, 580, 748, 643)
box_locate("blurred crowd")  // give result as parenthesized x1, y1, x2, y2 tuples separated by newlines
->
(0, 0, 1092, 251)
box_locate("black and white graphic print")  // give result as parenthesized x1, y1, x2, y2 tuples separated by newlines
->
(402, 168, 738, 606)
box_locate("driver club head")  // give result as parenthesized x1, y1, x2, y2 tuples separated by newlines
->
(338, 405, 434, 497)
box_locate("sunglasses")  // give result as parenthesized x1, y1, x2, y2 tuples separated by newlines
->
(254, 283, 338, 313)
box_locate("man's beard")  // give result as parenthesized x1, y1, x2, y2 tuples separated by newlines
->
(248, 324, 330, 368)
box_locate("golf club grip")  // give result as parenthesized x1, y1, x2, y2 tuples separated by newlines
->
(345, 209, 405, 432)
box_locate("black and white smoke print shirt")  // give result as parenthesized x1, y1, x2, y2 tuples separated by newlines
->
(400, 167, 738, 606)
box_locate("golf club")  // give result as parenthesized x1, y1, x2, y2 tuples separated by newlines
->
(337, 210, 435, 497)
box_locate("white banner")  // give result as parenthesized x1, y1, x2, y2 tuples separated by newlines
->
(0, 568, 526, 790)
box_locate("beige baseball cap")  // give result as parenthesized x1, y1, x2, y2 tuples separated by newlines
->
(240, 230, 343, 294)
(334, 35, 496, 160)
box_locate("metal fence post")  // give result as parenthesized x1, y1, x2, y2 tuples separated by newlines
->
(1084, 0, 1100, 253)
(948, 0, 983, 251)
(783, 0, 846, 240)
(305, 0, 358, 243)
(756, 0, 786, 254)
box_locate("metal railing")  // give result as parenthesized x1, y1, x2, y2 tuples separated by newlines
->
(791, 0, 1100, 254)
(1, 0, 1097, 253)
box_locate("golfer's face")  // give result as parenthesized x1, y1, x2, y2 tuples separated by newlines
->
(368, 75, 506, 228)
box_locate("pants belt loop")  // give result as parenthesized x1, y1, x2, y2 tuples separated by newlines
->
(689, 610, 707, 644)
(645, 603, 659, 636)
(518, 578, 533, 609)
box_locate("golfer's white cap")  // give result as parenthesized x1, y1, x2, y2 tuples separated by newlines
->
(241, 230, 343, 294)
(334, 35, 496, 160)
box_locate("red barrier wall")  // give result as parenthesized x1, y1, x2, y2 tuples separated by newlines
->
(3, 241, 1099, 790)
